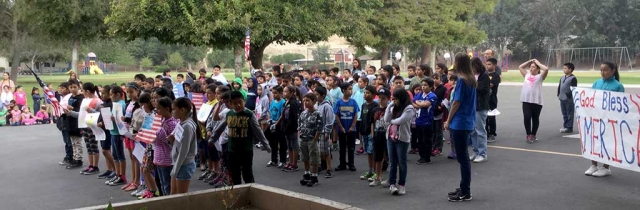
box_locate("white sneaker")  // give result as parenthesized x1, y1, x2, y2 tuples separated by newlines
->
(469, 154, 477, 161)
(473, 156, 487, 163)
(584, 165, 598, 176)
(369, 179, 381, 187)
(397, 185, 406, 195)
(389, 185, 399, 195)
(592, 167, 611, 177)
(381, 180, 390, 187)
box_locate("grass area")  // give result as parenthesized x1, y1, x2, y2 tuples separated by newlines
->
(10, 70, 640, 110)
(500, 70, 640, 84)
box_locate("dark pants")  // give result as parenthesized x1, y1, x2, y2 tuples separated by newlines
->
(432, 120, 443, 150)
(156, 165, 172, 196)
(410, 127, 418, 150)
(61, 130, 73, 160)
(266, 130, 287, 163)
(560, 99, 574, 130)
(338, 131, 356, 167)
(451, 129, 472, 195)
(522, 102, 543, 135)
(486, 116, 497, 136)
(417, 125, 434, 161)
(228, 150, 254, 185)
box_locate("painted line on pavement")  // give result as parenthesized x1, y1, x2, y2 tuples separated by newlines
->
(563, 134, 580, 139)
(488, 145, 582, 157)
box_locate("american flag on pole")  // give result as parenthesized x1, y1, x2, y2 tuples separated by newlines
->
(26, 65, 62, 117)
(244, 27, 250, 61)
(136, 114, 162, 144)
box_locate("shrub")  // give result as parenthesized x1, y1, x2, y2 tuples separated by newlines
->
(154, 65, 170, 73)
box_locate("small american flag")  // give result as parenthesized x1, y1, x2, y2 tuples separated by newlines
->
(136, 114, 162, 144)
(244, 27, 250, 61)
(26, 65, 62, 117)
(191, 93, 205, 112)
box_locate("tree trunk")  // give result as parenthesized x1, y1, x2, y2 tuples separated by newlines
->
(554, 35, 562, 68)
(187, 62, 192, 71)
(430, 46, 437, 71)
(233, 46, 243, 78)
(420, 45, 431, 65)
(10, 14, 20, 82)
(71, 39, 80, 73)
(30, 50, 38, 72)
(380, 46, 390, 66)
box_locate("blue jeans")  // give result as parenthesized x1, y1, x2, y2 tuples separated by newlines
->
(61, 130, 73, 160)
(451, 129, 472, 194)
(156, 165, 172, 196)
(470, 110, 488, 157)
(387, 140, 409, 186)
(560, 99, 574, 130)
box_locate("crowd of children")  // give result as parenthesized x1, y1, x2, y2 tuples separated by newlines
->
(6, 52, 629, 202)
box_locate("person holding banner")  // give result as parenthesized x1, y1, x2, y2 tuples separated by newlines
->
(444, 54, 476, 202)
(96, 85, 116, 180)
(518, 59, 549, 143)
(584, 62, 625, 177)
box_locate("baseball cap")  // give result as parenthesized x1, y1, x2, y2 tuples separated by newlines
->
(377, 88, 391, 98)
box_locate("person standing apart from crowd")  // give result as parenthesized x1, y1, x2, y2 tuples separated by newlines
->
(444, 54, 477, 202)
(384, 89, 416, 195)
(557, 63, 577, 134)
(485, 58, 501, 143)
(469, 58, 491, 163)
(584, 62, 624, 178)
(168, 98, 198, 194)
(1, 72, 15, 93)
(518, 59, 549, 143)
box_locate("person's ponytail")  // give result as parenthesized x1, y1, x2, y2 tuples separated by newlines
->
(191, 102, 201, 135)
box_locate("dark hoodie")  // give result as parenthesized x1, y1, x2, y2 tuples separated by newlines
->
(182, 77, 195, 98)
(245, 77, 259, 110)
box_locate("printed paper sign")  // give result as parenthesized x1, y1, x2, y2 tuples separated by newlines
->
(573, 87, 640, 173)
(85, 113, 106, 140)
(172, 125, 184, 143)
(197, 103, 213, 123)
(77, 99, 91, 128)
(100, 107, 114, 130)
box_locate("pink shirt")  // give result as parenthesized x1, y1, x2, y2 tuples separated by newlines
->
(10, 110, 21, 122)
(36, 111, 49, 119)
(13, 92, 26, 106)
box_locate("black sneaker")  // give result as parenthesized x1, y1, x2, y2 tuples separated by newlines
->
(348, 165, 357, 171)
(448, 188, 461, 196)
(448, 191, 472, 202)
(300, 174, 311, 185)
(80, 166, 92, 174)
(416, 159, 432, 165)
(97, 170, 113, 179)
(204, 172, 217, 182)
(106, 176, 119, 185)
(285, 165, 299, 172)
(84, 167, 100, 175)
(59, 158, 70, 166)
(198, 170, 211, 180)
(109, 176, 126, 186)
(65, 160, 82, 169)
(306, 176, 319, 187)
(325, 170, 333, 178)
(334, 165, 347, 171)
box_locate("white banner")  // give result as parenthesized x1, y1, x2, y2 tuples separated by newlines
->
(574, 87, 640, 173)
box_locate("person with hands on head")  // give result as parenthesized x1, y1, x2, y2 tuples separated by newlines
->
(518, 58, 549, 143)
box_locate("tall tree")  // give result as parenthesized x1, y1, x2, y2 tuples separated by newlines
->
(106, 0, 380, 78)
(24, 0, 110, 73)
(0, 0, 29, 82)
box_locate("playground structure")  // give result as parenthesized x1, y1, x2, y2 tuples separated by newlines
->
(546, 47, 633, 71)
(65, 52, 117, 75)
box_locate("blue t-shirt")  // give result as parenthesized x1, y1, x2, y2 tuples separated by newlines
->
(592, 77, 624, 92)
(111, 99, 126, 135)
(414, 91, 437, 126)
(351, 84, 365, 119)
(450, 78, 476, 131)
(269, 99, 285, 121)
(328, 87, 343, 104)
(333, 98, 360, 132)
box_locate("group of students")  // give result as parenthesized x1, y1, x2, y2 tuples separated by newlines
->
(0, 84, 53, 126)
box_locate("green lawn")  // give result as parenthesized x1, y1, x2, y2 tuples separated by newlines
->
(499, 70, 640, 84)
(10, 70, 640, 109)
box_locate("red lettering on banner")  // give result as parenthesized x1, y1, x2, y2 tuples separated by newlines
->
(580, 90, 596, 108)
(591, 118, 600, 157)
(578, 118, 584, 153)
(637, 120, 640, 167)
(608, 119, 622, 163)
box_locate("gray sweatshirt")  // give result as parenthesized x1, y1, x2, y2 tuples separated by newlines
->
(171, 117, 197, 176)
(384, 104, 416, 143)
(316, 99, 335, 134)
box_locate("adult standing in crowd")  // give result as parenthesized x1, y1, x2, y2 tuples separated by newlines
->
(518, 59, 549, 143)
(444, 53, 477, 202)
(484, 50, 502, 76)
(2, 72, 16, 93)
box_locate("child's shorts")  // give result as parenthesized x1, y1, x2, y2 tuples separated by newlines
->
(123, 136, 135, 150)
(361, 134, 374, 154)
(285, 133, 299, 151)
(318, 134, 331, 156)
(175, 161, 196, 180)
(100, 131, 112, 150)
(82, 128, 99, 155)
(208, 144, 221, 162)
(373, 132, 387, 162)
(300, 139, 320, 164)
